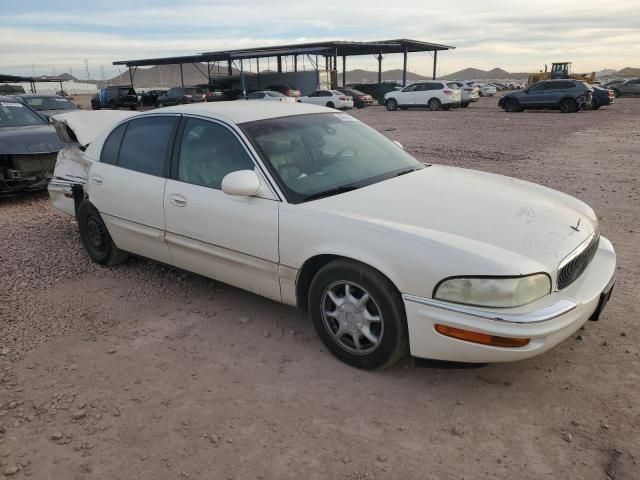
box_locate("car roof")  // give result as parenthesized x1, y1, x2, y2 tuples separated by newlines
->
(147, 101, 333, 123)
(0, 95, 20, 102)
(17, 94, 65, 98)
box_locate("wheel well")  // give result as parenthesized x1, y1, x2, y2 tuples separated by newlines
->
(428, 97, 440, 103)
(295, 254, 401, 312)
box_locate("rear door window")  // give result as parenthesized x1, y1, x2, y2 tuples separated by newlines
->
(117, 116, 178, 176)
(100, 123, 127, 165)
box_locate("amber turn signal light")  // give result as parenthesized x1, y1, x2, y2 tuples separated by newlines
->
(434, 324, 530, 348)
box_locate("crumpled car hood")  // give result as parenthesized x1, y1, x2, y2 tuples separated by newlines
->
(50, 110, 139, 146)
(0, 125, 63, 154)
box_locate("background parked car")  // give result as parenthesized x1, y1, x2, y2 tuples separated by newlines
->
(384, 81, 461, 111)
(15, 94, 81, 119)
(611, 78, 640, 97)
(139, 89, 167, 107)
(265, 85, 302, 98)
(475, 83, 497, 97)
(336, 88, 374, 108)
(91, 86, 138, 110)
(585, 86, 615, 110)
(299, 90, 353, 109)
(0, 96, 63, 194)
(348, 82, 401, 105)
(158, 87, 207, 107)
(601, 79, 625, 90)
(448, 81, 480, 107)
(244, 90, 297, 102)
(499, 79, 592, 113)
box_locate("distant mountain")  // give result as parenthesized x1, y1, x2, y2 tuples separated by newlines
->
(439, 67, 516, 80)
(615, 67, 640, 77)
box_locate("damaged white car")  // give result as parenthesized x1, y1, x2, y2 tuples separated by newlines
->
(48, 102, 616, 370)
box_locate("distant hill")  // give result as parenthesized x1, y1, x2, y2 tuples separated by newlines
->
(615, 67, 640, 77)
(439, 67, 519, 80)
(340, 68, 430, 84)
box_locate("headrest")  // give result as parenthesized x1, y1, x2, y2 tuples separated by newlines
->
(260, 139, 294, 156)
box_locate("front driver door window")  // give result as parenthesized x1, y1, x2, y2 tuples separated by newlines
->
(164, 117, 281, 301)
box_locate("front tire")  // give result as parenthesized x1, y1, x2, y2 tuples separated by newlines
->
(78, 201, 128, 266)
(308, 260, 409, 370)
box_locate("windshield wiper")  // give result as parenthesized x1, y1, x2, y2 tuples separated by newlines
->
(303, 185, 360, 202)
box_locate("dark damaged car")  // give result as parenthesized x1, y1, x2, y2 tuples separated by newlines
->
(0, 96, 63, 195)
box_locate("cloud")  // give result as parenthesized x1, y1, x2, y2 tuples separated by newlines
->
(1, 0, 638, 78)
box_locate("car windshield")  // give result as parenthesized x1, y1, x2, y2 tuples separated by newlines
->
(241, 113, 424, 203)
(23, 96, 76, 111)
(0, 101, 45, 127)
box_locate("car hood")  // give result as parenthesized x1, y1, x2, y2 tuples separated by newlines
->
(305, 166, 597, 272)
(0, 124, 63, 154)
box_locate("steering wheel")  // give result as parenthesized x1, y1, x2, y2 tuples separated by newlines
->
(334, 146, 358, 162)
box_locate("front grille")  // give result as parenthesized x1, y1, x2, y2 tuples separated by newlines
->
(557, 233, 600, 290)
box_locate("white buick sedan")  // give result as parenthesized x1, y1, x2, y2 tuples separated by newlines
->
(49, 102, 616, 369)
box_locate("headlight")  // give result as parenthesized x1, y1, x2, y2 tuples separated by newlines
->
(434, 274, 551, 308)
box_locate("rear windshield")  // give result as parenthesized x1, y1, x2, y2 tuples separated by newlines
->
(23, 96, 76, 111)
(119, 88, 135, 96)
(185, 88, 199, 95)
(0, 101, 45, 127)
(447, 82, 460, 89)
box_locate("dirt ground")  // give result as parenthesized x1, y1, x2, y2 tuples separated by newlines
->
(1, 97, 639, 480)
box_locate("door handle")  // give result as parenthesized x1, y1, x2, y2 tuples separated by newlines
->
(169, 194, 187, 207)
(91, 174, 103, 185)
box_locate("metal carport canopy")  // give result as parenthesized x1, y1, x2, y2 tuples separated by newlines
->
(112, 39, 455, 89)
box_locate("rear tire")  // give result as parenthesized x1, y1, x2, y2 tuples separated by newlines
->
(427, 98, 441, 111)
(612, 89, 620, 98)
(326, 101, 335, 109)
(503, 98, 521, 112)
(559, 98, 578, 113)
(385, 98, 398, 111)
(78, 201, 128, 266)
(308, 259, 409, 370)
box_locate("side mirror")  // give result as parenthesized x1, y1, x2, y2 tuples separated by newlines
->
(221, 170, 261, 197)
(392, 140, 404, 150)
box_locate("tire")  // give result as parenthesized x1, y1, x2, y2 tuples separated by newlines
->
(108, 100, 118, 110)
(503, 98, 521, 112)
(427, 98, 441, 111)
(77, 201, 128, 266)
(129, 105, 137, 111)
(326, 101, 335, 109)
(612, 89, 620, 98)
(91, 101, 100, 111)
(385, 98, 398, 111)
(559, 98, 578, 113)
(461, 102, 470, 108)
(308, 259, 409, 370)
(592, 105, 601, 110)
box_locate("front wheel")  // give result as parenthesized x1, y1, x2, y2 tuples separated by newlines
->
(427, 98, 441, 111)
(559, 98, 578, 113)
(78, 201, 128, 266)
(385, 98, 398, 111)
(309, 260, 409, 370)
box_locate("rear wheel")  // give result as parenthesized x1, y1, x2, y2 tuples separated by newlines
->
(78, 201, 128, 266)
(427, 98, 441, 111)
(503, 98, 521, 112)
(385, 98, 398, 111)
(612, 89, 620, 98)
(326, 101, 335, 109)
(309, 260, 409, 370)
(559, 98, 578, 113)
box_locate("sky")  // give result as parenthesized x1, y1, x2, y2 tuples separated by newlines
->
(1, 0, 639, 80)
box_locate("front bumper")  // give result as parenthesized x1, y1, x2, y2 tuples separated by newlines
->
(402, 236, 616, 363)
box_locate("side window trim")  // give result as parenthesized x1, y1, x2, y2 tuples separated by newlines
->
(171, 114, 282, 201)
